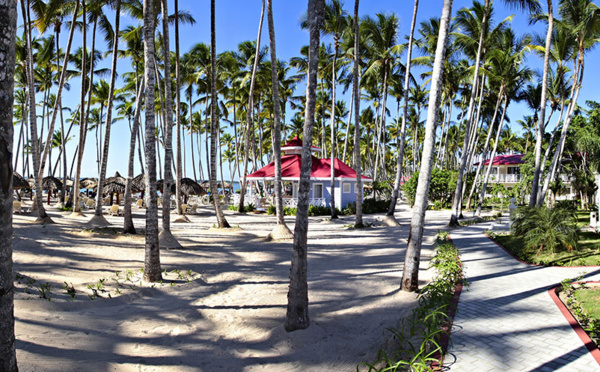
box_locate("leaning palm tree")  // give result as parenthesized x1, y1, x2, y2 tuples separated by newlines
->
(21, 0, 52, 223)
(142, 0, 162, 283)
(387, 0, 419, 225)
(266, 0, 293, 240)
(0, 1, 18, 369)
(157, 0, 182, 247)
(90, 0, 122, 227)
(209, 0, 229, 228)
(285, 0, 325, 333)
(401, 0, 454, 292)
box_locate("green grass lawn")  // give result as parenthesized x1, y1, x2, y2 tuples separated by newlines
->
(494, 231, 600, 266)
(575, 287, 600, 320)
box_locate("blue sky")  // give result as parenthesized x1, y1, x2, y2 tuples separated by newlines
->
(18, 0, 600, 181)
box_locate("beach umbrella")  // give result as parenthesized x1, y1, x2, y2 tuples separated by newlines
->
(42, 176, 63, 205)
(217, 181, 231, 189)
(179, 178, 207, 196)
(42, 176, 63, 190)
(199, 180, 210, 188)
(12, 172, 29, 190)
(80, 178, 98, 189)
(102, 182, 126, 195)
(132, 174, 146, 193)
(105, 171, 126, 186)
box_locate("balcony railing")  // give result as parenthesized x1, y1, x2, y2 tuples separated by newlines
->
(232, 194, 326, 208)
(487, 174, 573, 183)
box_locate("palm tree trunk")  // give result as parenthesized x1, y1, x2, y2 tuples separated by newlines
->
(22, 0, 50, 222)
(329, 43, 339, 218)
(402, 0, 453, 292)
(342, 91, 353, 163)
(238, 0, 265, 212)
(476, 95, 508, 216)
(158, 0, 181, 246)
(38, 0, 79, 183)
(449, 0, 489, 226)
(285, 0, 324, 332)
(351, 0, 363, 228)
(143, 0, 162, 283)
(124, 77, 145, 234)
(388, 0, 418, 218)
(466, 87, 503, 210)
(0, 1, 17, 369)
(267, 0, 292, 238)
(71, 0, 88, 215)
(174, 0, 184, 218)
(209, 0, 229, 228)
(92, 0, 121, 225)
(530, 0, 553, 206)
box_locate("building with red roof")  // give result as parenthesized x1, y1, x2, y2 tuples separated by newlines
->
(472, 154, 525, 185)
(238, 137, 371, 209)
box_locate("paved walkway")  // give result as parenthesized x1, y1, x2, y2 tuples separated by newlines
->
(446, 219, 600, 371)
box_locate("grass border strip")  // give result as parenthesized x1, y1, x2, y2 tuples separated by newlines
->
(548, 282, 600, 366)
(483, 233, 600, 268)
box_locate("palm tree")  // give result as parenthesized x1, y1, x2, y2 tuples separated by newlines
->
(401, 0, 453, 292)
(285, 0, 325, 332)
(90, 0, 122, 227)
(142, 0, 162, 283)
(266, 0, 293, 240)
(387, 0, 419, 224)
(531, 0, 553, 206)
(0, 1, 18, 369)
(538, 0, 600, 205)
(209, 0, 229, 228)
(322, 0, 347, 219)
(351, 0, 363, 228)
(238, 1, 266, 213)
(21, 0, 52, 223)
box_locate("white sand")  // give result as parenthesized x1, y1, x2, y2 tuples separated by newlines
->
(12, 201, 453, 371)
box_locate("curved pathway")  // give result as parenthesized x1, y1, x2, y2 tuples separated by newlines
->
(446, 220, 600, 371)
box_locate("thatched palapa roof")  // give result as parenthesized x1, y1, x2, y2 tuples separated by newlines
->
(179, 178, 207, 196)
(42, 176, 63, 190)
(13, 172, 29, 190)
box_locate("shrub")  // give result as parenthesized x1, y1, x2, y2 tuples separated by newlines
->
(308, 205, 340, 216)
(267, 205, 297, 216)
(403, 169, 457, 208)
(229, 203, 255, 213)
(512, 206, 578, 254)
(342, 198, 390, 215)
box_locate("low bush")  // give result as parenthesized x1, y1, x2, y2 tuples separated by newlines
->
(343, 198, 390, 215)
(512, 206, 578, 254)
(228, 204, 255, 213)
(308, 205, 341, 216)
(267, 205, 297, 216)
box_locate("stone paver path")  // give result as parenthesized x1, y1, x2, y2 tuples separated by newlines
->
(446, 220, 600, 371)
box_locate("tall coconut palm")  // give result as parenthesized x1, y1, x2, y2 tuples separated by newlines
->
(142, 0, 162, 282)
(157, 0, 182, 246)
(285, 0, 324, 332)
(401, 0, 453, 292)
(238, 1, 265, 213)
(538, 0, 600, 205)
(21, 0, 52, 223)
(174, 0, 186, 221)
(351, 0, 363, 228)
(266, 0, 293, 240)
(209, 0, 230, 228)
(90, 0, 122, 227)
(530, 0, 553, 206)
(0, 1, 17, 369)
(387, 0, 419, 224)
(322, 0, 347, 219)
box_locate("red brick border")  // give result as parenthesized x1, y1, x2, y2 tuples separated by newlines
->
(548, 283, 600, 366)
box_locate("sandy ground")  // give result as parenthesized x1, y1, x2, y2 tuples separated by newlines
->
(11, 200, 454, 371)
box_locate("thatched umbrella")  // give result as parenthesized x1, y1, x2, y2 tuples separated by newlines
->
(13, 172, 29, 190)
(80, 177, 98, 189)
(103, 172, 126, 205)
(199, 180, 210, 188)
(179, 178, 207, 203)
(132, 174, 146, 193)
(42, 176, 63, 205)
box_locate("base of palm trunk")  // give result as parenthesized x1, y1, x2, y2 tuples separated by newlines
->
(34, 216, 55, 224)
(382, 215, 400, 227)
(68, 211, 85, 218)
(173, 214, 190, 223)
(267, 224, 294, 241)
(88, 214, 110, 228)
(159, 229, 182, 249)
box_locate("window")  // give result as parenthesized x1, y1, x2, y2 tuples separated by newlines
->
(343, 183, 351, 193)
(313, 183, 323, 198)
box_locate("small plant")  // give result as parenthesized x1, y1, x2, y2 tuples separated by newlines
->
(62, 282, 76, 299)
(512, 206, 578, 254)
(37, 282, 52, 301)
